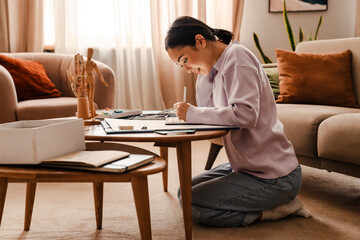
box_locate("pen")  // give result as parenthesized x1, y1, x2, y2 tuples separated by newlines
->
(183, 86, 187, 102)
(166, 86, 186, 112)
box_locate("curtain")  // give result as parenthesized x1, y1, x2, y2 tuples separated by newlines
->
(356, 0, 360, 37)
(150, 0, 245, 108)
(52, 0, 244, 110)
(112, 0, 163, 110)
(233, 0, 245, 41)
(150, 0, 199, 109)
(0, 0, 43, 52)
(53, 0, 163, 110)
(0, 0, 9, 52)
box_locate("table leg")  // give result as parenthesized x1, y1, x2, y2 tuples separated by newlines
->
(176, 141, 192, 240)
(93, 182, 104, 229)
(159, 146, 168, 192)
(0, 177, 8, 226)
(131, 176, 152, 240)
(24, 181, 37, 231)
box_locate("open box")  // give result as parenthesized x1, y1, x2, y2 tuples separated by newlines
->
(0, 118, 85, 164)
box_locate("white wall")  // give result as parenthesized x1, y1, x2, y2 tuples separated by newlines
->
(240, 0, 356, 63)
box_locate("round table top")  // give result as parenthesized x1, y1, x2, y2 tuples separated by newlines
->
(84, 125, 228, 143)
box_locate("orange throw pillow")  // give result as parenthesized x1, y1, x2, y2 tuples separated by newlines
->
(275, 49, 357, 107)
(0, 54, 61, 101)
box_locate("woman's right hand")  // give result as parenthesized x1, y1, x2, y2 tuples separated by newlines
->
(174, 102, 190, 121)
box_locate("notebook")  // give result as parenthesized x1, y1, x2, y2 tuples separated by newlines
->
(101, 118, 239, 134)
(41, 150, 154, 173)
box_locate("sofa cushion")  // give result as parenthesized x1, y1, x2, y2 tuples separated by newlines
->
(0, 54, 61, 101)
(318, 113, 360, 165)
(16, 97, 100, 121)
(295, 37, 360, 108)
(275, 49, 357, 108)
(276, 104, 360, 158)
(16, 97, 78, 120)
(264, 67, 280, 100)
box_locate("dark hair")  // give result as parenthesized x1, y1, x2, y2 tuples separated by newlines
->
(165, 16, 234, 50)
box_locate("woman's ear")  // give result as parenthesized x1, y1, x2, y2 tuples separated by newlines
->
(195, 34, 206, 49)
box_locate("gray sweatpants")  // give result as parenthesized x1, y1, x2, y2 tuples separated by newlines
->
(178, 163, 302, 227)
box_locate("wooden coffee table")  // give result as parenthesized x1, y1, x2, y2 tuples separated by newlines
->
(84, 126, 228, 240)
(0, 143, 166, 240)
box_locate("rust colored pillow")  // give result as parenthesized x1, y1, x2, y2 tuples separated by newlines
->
(275, 49, 357, 107)
(0, 54, 61, 101)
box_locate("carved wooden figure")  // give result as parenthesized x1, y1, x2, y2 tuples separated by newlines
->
(85, 48, 109, 119)
(67, 53, 90, 120)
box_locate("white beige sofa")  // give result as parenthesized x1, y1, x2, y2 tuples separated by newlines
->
(275, 37, 360, 178)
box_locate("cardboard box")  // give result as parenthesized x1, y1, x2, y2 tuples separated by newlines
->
(0, 118, 85, 164)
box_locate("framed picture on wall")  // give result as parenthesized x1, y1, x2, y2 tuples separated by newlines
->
(269, 0, 328, 13)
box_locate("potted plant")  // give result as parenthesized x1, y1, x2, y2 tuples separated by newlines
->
(253, 0, 323, 63)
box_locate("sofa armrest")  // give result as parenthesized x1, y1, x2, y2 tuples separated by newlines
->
(0, 66, 18, 123)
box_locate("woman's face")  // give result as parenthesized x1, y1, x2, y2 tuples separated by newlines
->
(167, 37, 212, 76)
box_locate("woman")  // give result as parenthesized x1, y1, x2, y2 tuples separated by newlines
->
(165, 16, 311, 227)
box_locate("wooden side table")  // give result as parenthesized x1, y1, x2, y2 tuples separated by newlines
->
(0, 143, 166, 240)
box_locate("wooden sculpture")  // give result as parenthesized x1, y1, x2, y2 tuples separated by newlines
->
(67, 53, 90, 120)
(67, 48, 109, 124)
(85, 48, 109, 119)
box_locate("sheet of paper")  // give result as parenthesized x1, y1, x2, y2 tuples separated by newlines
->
(165, 116, 187, 125)
(105, 118, 238, 132)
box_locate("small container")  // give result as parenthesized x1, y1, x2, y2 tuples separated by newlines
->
(0, 118, 85, 164)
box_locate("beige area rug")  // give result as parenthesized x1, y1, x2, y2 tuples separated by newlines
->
(0, 140, 359, 240)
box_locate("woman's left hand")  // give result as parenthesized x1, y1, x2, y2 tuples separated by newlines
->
(174, 102, 190, 121)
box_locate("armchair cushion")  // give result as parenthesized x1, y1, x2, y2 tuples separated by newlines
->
(0, 54, 61, 101)
(274, 49, 357, 107)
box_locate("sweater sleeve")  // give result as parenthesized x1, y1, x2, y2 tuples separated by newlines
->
(187, 65, 262, 129)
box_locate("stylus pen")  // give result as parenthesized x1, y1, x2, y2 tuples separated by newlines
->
(165, 86, 187, 112)
(183, 86, 187, 102)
